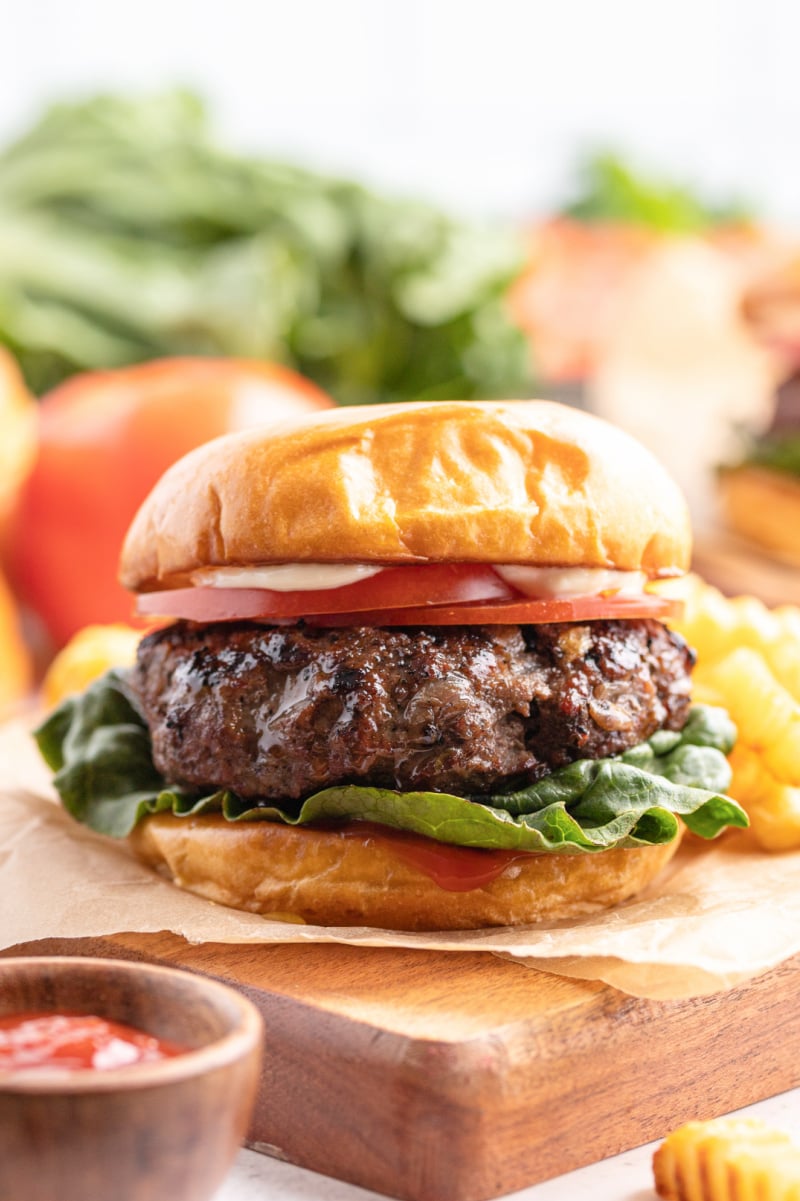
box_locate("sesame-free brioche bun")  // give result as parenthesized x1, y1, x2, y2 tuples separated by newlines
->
(130, 812, 682, 931)
(117, 398, 693, 931)
(120, 400, 691, 591)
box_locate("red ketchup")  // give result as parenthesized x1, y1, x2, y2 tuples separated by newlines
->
(342, 822, 532, 891)
(0, 1013, 186, 1071)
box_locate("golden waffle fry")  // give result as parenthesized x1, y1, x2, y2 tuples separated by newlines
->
(727, 744, 800, 851)
(0, 568, 32, 715)
(664, 576, 782, 663)
(653, 1117, 800, 1201)
(664, 578, 800, 704)
(696, 649, 800, 785)
(42, 624, 141, 708)
(657, 573, 800, 847)
(763, 637, 800, 706)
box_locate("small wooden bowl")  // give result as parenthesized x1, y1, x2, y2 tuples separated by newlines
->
(0, 956, 263, 1201)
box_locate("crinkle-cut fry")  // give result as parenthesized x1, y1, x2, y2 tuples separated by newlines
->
(695, 648, 800, 785)
(662, 575, 800, 705)
(655, 571, 712, 617)
(42, 623, 141, 708)
(665, 576, 783, 662)
(775, 605, 800, 642)
(728, 744, 800, 851)
(763, 641, 800, 708)
(653, 1117, 800, 1201)
(727, 593, 783, 649)
(726, 598, 800, 706)
(668, 578, 748, 663)
(658, 574, 800, 845)
(689, 680, 728, 709)
(0, 568, 31, 715)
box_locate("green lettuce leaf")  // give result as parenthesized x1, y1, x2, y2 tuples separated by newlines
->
(34, 670, 747, 853)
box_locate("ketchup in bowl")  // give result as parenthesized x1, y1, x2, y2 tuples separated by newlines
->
(0, 1013, 186, 1072)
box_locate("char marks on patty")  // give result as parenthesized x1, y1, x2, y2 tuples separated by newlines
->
(129, 619, 694, 800)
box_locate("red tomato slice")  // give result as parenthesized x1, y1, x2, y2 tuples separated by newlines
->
(136, 566, 682, 626)
(135, 564, 516, 621)
(307, 594, 683, 626)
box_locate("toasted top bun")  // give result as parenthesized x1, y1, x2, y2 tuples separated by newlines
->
(120, 399, 691, 591)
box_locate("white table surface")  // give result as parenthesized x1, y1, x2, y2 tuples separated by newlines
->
(214, 1088, 800, 1201)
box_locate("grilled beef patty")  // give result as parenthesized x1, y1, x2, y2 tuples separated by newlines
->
(129, 619, 694, 801)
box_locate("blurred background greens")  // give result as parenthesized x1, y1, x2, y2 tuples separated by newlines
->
(0, 92, 530, 403)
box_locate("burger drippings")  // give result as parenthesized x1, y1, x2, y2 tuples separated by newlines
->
(336, 822, 532, 892)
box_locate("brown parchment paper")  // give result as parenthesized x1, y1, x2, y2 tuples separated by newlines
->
(3, 720, 799, 1001)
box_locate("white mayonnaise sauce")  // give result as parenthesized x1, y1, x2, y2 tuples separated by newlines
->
(492, 565, 646, 597)
(190, 564, 383, 591)
(190, 563, 647, 596)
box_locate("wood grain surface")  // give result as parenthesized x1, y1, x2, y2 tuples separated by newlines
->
(693, 529, 800, 606)
(0, 954, 262, 1201)
(8, 935, 800, 1201)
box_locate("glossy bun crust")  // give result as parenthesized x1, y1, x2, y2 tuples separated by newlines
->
(120, 400, 691, 590)
(130, 813, 682, 931)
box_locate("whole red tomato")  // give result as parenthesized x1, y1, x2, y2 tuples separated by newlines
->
(7, 358, 334, 648)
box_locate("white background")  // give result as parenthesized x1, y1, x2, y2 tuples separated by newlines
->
(1, 0, 798, 224)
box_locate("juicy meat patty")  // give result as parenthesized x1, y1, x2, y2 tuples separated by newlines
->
(129, 619, 694, 801)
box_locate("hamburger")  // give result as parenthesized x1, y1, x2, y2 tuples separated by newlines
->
(36, 400, 745, 930)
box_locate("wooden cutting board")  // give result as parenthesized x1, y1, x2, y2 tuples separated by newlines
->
(7, 934, 800, 1201)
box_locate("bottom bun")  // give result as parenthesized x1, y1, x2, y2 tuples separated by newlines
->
(130, 813, 683, 931)
(718, 465, 800, 567)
